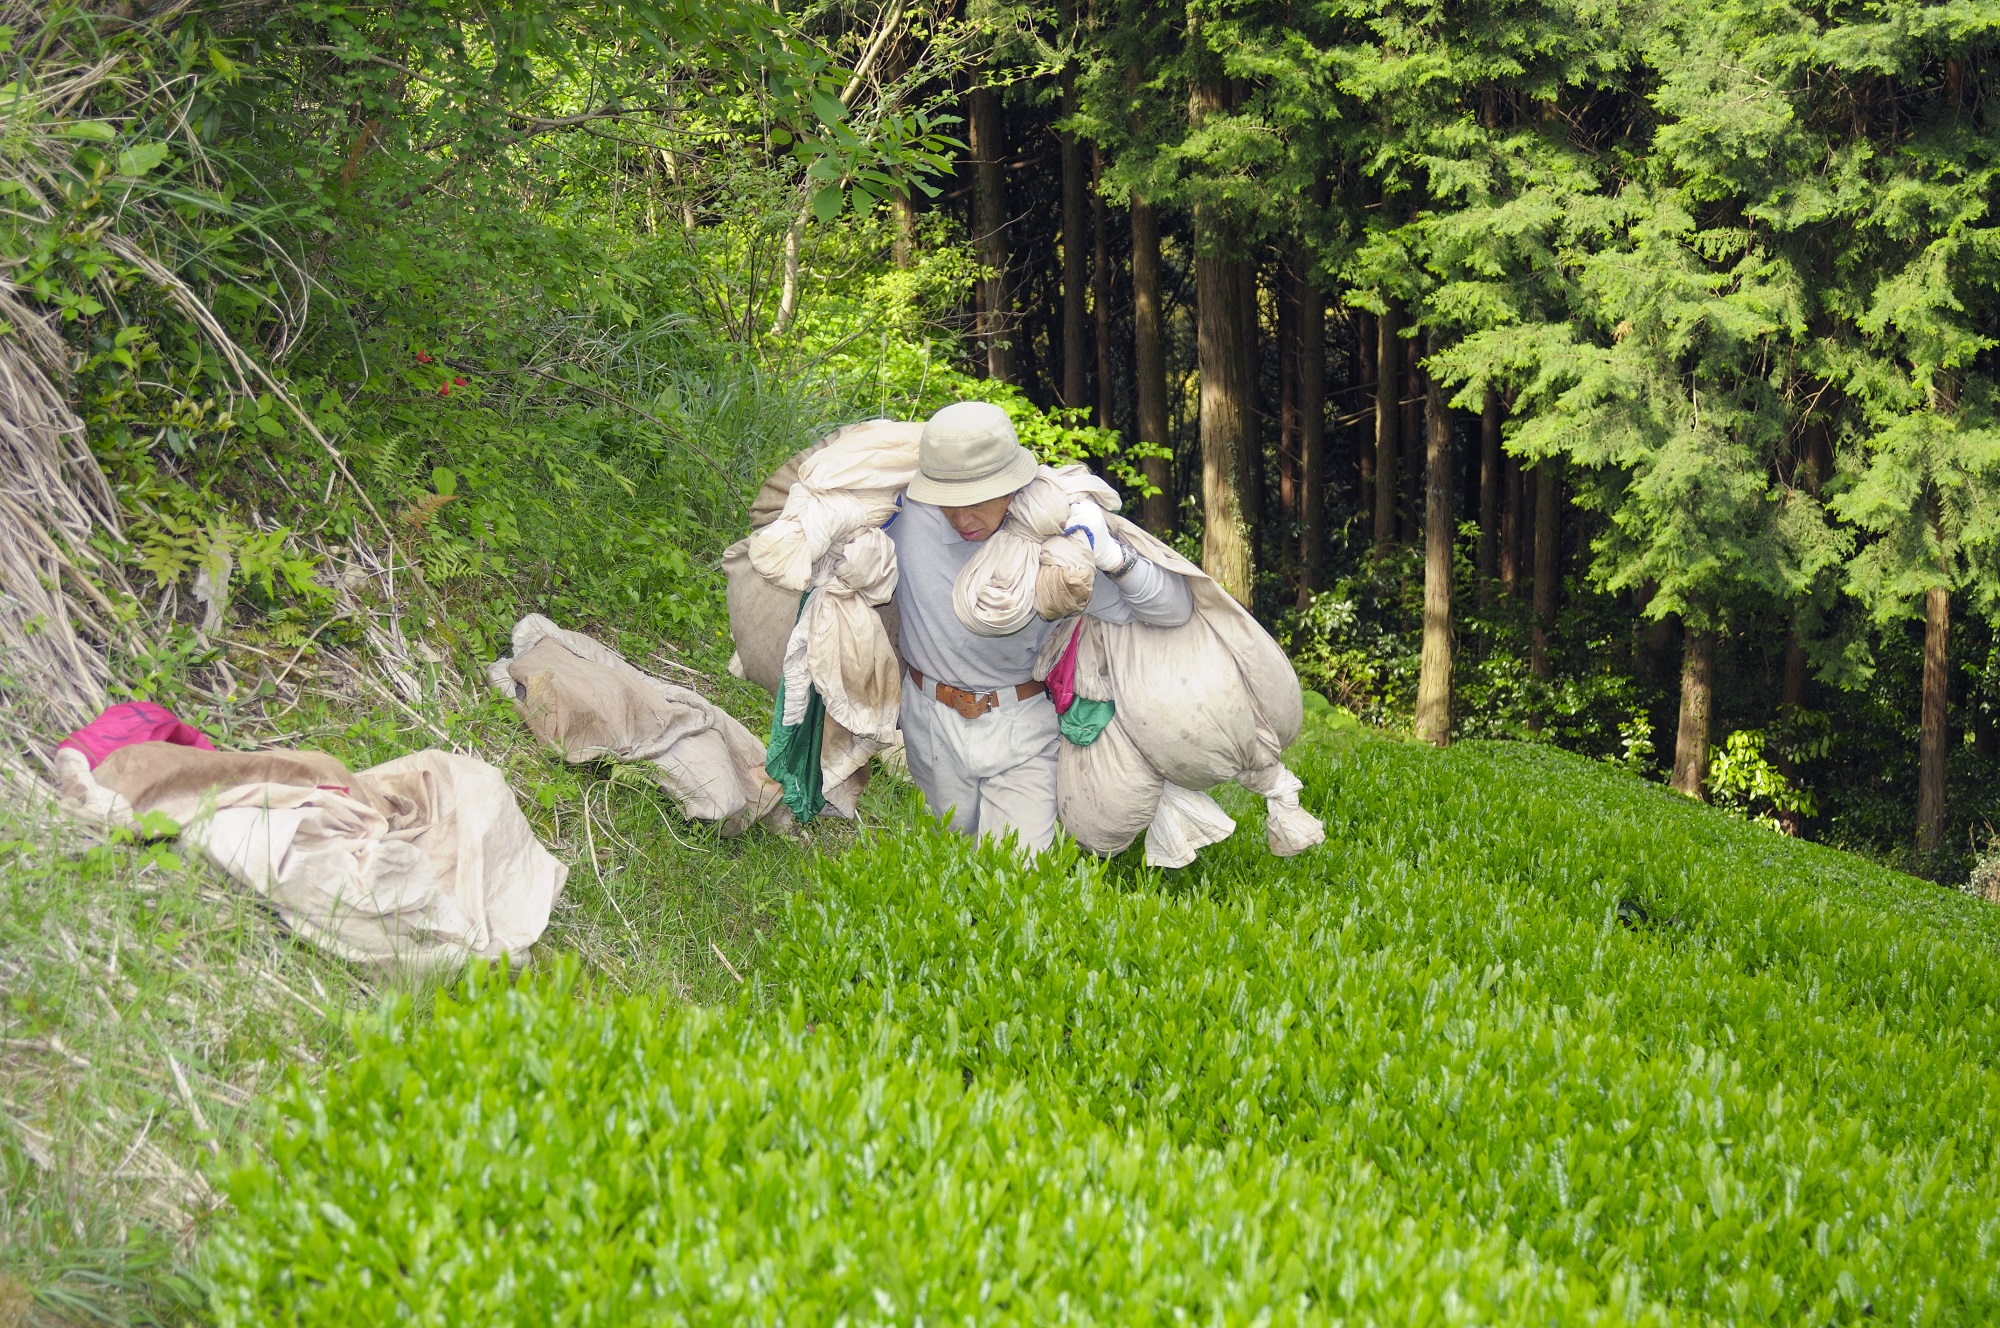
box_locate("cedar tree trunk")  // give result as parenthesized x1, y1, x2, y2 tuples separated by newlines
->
(1530, 461, 1558, 679)
(1477, 386, 1502, 598)
(1356, 311, 1376, 542)
(1297, 260, 1325, 605)
(1919, 583, 1950, 856)
(1500, 449, 1523, 594)
(1277, 271, 1299, 527)
(968, 83, 1012, 382)
(1372, 302, 1400, 550)
(1671, 627, 1715, 797)
(1195, 228, 1252, 601)
(1132, 195, 1171, 532)
(1091, 148, 1113, 429)
(1239, 256, 1262, 556)
(1415, 348, 1454, 745)
(1400, 334, 1423, 542)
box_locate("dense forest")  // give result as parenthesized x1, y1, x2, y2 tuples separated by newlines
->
(4, 0, 1998, 878)
(938, 0, 2000, 875)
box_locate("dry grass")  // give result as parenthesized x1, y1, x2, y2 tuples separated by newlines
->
(0, 284, 124, 737)
(0, 1, 379, 756)
(0, 782, 367, 1325)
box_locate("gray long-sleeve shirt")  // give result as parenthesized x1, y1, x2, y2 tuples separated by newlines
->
(887, 498, 1194, 689)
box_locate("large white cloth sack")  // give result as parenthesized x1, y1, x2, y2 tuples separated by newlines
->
(55, 743, 565, 971)
(731, 423, 918, 811)
(1104, 520, 1320, 857)
(779, 525, 901, 744)
(954, 465, 1120, 636)
(1111, 520, 1305, 752)
(1041, 617, 1257, 867)
(747, 419, 922, 592)
(1053, 713, 1235, 867)
(1030, 511, 1324, 862)
(487, 615, 787, 836)
(1055, 713, 1160, 855)
(1101, 610, 1263, 790)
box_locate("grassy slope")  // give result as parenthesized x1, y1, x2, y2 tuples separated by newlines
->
(204, 712, 2000, 1323)
(0, 649, 893, 1323)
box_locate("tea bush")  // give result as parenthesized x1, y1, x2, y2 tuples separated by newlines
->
(210, 970, 1636, 1324)
(212, 727, 2000, 1323)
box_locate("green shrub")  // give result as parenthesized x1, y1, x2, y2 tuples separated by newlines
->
(212, 735, 2000, 1323)
(212, 965, 1631, 1325)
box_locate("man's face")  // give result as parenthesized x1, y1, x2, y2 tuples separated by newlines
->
(940, 493, 1014, 542)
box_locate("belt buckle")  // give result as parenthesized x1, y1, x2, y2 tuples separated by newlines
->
(941, 681, 996, 720)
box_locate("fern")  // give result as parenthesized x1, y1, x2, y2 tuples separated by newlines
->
(398, 493, 457, 530)
(132, 513, 201, 588)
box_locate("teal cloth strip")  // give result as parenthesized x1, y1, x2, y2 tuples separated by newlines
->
(1059, 696, 1116, 747)
(765, 675, 826, 823)
(763, 593, 825, 822)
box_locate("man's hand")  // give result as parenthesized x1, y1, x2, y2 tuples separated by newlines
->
(1064, 499, 1127, 572)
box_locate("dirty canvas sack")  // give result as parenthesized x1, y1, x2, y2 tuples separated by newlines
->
(1040, 613, 1240, 868)
(952, 465, 1116, 636)
(1101, 519, 1326, 859)
(746, 420, 917, 741)
(746, 419, 922, 593)
(487, 614, 787, 836)
(54, 739, 565, 971)
(1023, 515, 1326, 863)
(730, 421, 919, 817)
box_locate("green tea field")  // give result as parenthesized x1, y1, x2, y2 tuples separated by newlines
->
(210, 713, 2000, 1324)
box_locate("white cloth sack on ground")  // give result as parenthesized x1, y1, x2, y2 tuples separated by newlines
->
(55, 743, 564, 971)
(487, 614, 788, 837)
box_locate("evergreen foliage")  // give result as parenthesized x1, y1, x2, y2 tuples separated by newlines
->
(1047, 0, 2000, 864)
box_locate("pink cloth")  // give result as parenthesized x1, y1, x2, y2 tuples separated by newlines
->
(1047, 621, 1083, 715)
(57, 702, 216, 770)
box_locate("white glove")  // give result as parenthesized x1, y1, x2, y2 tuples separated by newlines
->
(1064, 499, 1127, 572)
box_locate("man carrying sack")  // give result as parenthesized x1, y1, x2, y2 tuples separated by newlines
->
(890, 401, 1193, 853)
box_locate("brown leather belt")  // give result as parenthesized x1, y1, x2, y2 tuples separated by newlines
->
(908, 664, 1046, 721)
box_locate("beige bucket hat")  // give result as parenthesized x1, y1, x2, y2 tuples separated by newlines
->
(906, 401, 1038, 506)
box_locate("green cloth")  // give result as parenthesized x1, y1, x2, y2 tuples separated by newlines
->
(765, 675, 826, 823)
(1059, 697, 1116, 748)
(764, 592, 825, 822)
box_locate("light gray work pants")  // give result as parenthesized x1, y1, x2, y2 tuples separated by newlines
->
(897, 672, 1059, 854)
